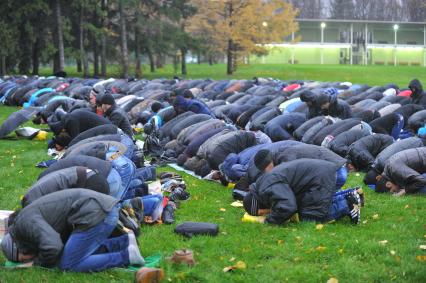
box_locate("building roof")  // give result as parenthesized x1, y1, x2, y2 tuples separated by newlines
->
(298, 19, 426, 26)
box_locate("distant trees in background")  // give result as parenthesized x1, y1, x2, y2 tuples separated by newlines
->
(0, 0, 424, 77)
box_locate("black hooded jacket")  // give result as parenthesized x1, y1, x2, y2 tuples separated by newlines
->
(253, 159, 338, 224)
(408, 79, 426, 106)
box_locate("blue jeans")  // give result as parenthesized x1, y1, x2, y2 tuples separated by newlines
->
(60, 205, 130, 272)
(134, 166, 157, 182)
(109, 155, 136, 199)
(336, 166, 348, 190)
(327, 188, 356, 220)
(390, 114, 404, 140)
(121, 134, 135, 159)
(107, 168, 124, 199)
(123, 194, 163, 222)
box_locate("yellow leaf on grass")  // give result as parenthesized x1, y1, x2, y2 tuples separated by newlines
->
(404, 204, 410, 209)
(362, 220, 368, 224)
(316, 246, 326, 252)
(278, 240, 285, 245)
(379, 240, 388, 246)
(229, 257, 235, 262)
(419, 245, 426, 250)
(220, 208, 226, 212)
(223, 266, 234, 272)
(373, 214, 379, 219)
(337, 249, 344, 254)
(390, 250, 396, 255)
(327, 278, 338, 283)
(416, 255, 426, 261)
(316, 224, 324, 230)
(235, 261, 246, 270)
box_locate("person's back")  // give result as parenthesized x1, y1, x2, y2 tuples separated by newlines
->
(9, 189, 118, 267)
(329, 128, 371, 156)
(104, 104, 133, 138)
(63, 109, 111, 138)
(254, 159, 338, 224)
(38, 155, 111, 180)
(276, 144, 346, 168)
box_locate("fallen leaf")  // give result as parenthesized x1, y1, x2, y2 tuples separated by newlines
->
(338, 249, 344, 254)
(362, 220, 368, 224)
(416, 255, 426, 261)
(220, 208, 226, 212)
(373, 214, 379, 220)
(235, 261, 246, 270)
(327, 278, 338, 283)
(404, 204, 410, 209)
(295, 236, 302, 241)
(223, 266, 234, 272)
(229, 257, 235, 262)
(230, 201, 243, 207)
(390, 250, 396, 255)
(316, 246, 326, 252)
(316, 224, 324, 230)
(379, 240, 388, 246)
(419, 245, 426, 250)
(278, 240, 285, 245)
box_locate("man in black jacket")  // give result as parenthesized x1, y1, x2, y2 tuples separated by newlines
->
(242, 154, 362, 224)
(49, 109, 112, 140)
(1, 189, 144, 271)
(101, 93, 134, 138)
(408, 79, 426, 106)
(316, 92, 352, 119)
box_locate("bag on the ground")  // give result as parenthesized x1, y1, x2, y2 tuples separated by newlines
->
(174, 222, 219, 238)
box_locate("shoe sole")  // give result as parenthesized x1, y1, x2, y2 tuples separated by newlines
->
(136, 268, 164, 283)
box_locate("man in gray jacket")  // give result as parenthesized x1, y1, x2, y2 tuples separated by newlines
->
(376, 147, 426, 195)
(22, 166, 110, 206)
(1, 189, 144, 272)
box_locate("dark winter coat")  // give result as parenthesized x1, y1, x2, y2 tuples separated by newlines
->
(8, 189, 118, 267)
(68, 124, 119, 147)
(23, 166, 108, 206)
(293, 116, 325, 141)
(61, 109, 112, 139)
(104, 104, 133, 138)
(408, 79, 426, 106)
(276, 144, 347, 168)
(373, 137, 425, 173)
(382, 147, 426, 193)
(328, 128, 371, 157)
(38, 155, 111, 180)
(264, 113, 307, 142)
(253, 159, 338, 224)
(173, 95, 213, 116)
(347, 134, 394, 171)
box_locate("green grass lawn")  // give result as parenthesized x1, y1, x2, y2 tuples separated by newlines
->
(39, 63, 426, 87)
(0, 66, 426, 282)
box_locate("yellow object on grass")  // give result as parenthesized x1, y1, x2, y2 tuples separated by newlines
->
(33, 130, 47, 141)
(241, 213, 265, 223)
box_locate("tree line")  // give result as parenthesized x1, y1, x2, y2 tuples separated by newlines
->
(0, 0, 424, 78)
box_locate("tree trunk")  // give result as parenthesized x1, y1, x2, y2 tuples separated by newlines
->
(226, 39, 233, 75)
(147, 49, 155, 72)
(79, 5, 89, 78)
(226, 2, 234, 75)
(208, 54, 213, 66)
(93, 37, 99, 77)
(100, 0, 107, 77)
(181, 48, 187, 75)
(76, 58, 82, 72)
(18, 23, 32, 75)
(54, 0, 65, 72)
(32, 37, 40, 75)
(155, 53, 164, 69)
(135, 29, 141, 78)
(0, 56, 6, 75)
(197, 51, 201, 64)
(119, 0, 129, 79)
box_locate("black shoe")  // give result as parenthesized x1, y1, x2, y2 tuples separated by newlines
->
(346, 191, 361, 224)
(162, 202, 176, 224)
(129, 197, 144, 224)
(169, 187, 190, 202)
(232, 189, 248, 201)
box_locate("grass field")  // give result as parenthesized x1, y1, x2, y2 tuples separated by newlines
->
(0, 66, 426, 282)
(38, 63, 426, 87)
